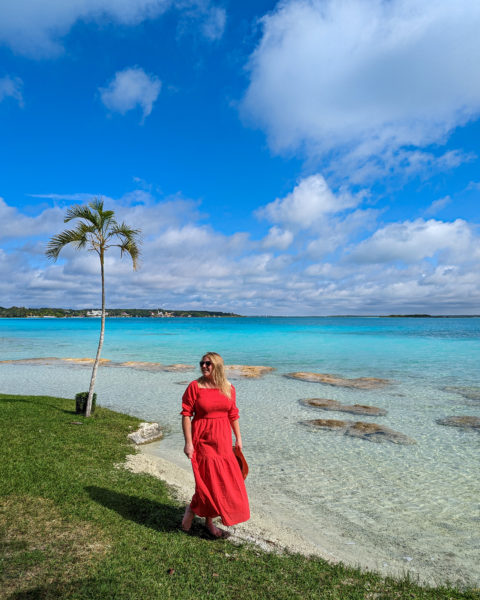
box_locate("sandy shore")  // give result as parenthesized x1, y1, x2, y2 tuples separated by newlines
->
(123, 444, 336, 560)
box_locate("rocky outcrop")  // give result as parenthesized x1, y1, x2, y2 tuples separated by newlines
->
(436, 416, 480, 431)
(127, 422, 163, 445)
(285, 372, 389, 389)
(302, 419, 416, 444)
(1, 357, 275, 379)
(301, 398, 387, 416)
(225, 365, 275, 379)
(0, 357, 111, 366)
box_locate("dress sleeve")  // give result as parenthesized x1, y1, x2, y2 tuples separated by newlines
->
(181, 381, 197, 417)
(228, 385, 239, 422)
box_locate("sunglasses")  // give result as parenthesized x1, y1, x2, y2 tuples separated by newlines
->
(199, 360, 212, 367)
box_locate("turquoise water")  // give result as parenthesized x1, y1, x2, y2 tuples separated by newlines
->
(1, 317, 479, 586)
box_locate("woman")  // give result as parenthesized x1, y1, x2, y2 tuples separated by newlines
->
(181, 352, 250, 537)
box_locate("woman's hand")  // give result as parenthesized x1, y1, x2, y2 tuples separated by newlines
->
(184, 442, 194, 460)
(234, 438, 243, 451)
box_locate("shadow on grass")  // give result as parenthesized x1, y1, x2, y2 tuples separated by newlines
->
(0, 397, 33, 403)
(86, 486, 217, 541)
(8, 577, 112, 600)
(86, 485, 184, 533)
(0, 396, 77, 415)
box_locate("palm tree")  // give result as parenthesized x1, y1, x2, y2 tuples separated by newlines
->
(46, 198, 141, 417)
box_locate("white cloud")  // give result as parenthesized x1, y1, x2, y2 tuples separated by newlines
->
(1, 195, 480, 315)
(0, 0, 171, 57)
(0, 0, 225, 57)
(0, 198, 64, 241)
(200, 6, 226, 40)
(99, 67, 161, 122)
(262, 226, 293, 250)
(425, 196, 451, 216)
(348, 219, 476, 265)
(256, 174, 360, 229)
(0, 76, 23, 106)
(242, 0, 480, 178)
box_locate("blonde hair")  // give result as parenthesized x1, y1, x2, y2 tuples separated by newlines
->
(198, 351, 231, 399)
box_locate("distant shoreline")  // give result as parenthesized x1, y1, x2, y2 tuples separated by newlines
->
(0, 310, 479, 319)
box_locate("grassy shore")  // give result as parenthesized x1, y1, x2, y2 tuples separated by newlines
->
(0, 394, 478, 600)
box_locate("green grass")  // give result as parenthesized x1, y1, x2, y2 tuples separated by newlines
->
(0, 394, 478, 600)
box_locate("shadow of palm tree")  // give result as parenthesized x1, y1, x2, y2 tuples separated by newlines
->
(86, 485, 184, 532)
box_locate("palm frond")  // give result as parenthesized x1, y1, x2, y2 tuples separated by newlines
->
(45, 227, 89, 261)
(111, 222, 142, 269)
(64, 204, 97, 226)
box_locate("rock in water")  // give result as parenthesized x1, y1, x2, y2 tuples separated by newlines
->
(442, 386, 480, 403)
(128, 422, 163, 445)
(225, 365, 275, 379)
(436, 416, 480, 431)
(285, 372, 389, 389)
(301, 398, 387, 416)
(302, 419, 416, 444)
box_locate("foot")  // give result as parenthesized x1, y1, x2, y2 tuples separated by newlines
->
(181, 505, 195, 532)
(205, 518, 230, 539)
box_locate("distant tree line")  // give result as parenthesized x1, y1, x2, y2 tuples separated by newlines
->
(0, 306, 241, 318)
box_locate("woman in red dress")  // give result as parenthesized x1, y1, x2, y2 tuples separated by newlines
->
(181, 352, 250, 537)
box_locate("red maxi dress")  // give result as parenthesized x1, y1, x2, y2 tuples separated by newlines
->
(181, 380, 250, 526)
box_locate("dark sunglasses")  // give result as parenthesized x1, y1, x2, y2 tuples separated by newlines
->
(199, 360, 212, 367)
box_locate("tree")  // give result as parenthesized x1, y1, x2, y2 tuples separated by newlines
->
(46, 198, 141, 417)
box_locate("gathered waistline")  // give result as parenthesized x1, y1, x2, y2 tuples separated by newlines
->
(194, 415, 229, 420)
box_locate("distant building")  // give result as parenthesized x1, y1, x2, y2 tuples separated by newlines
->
(86, 310, 107, 317)
(151, 310, 173, 317)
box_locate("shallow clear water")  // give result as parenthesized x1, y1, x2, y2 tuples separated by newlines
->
(1, 317, 479, 586)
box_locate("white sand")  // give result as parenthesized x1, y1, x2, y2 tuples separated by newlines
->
(123, 445, 336, 559)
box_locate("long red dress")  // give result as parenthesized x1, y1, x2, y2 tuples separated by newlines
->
(181, 380, 250, 526)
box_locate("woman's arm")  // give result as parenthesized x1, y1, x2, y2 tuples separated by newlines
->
(182, 416, 194, 459)
(231, 419, 242, 451)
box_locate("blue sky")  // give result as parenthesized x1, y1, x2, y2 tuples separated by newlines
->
(1, 0, 480, 315)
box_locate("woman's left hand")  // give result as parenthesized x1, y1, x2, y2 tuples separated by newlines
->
(235, 439, 243, 451)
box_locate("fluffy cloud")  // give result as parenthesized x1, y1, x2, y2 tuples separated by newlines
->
(256, 174, 360, 229)
(0, 0, 225, 57)
(1, 193, 480, 315)
(99, 67, 161, 122)
(0, 198, 64, 241)
(242, 0, 480, 178)
(348, 219, 477, 265)
(262, 226, 293, 250)
(0, 76, 23, 106)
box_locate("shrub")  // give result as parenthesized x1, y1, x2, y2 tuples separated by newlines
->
(75, 392, 97, 415)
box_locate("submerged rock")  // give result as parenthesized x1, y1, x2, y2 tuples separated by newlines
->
(302, 419, 416, 444)
(285, 372, 389, 389)
(442, 386, 480, 403)
(301, 398, 387, 416)
(436, 416, 480, 431)
(128, 422, 163, 445)
(3, 356, 274, 379)
(225, 365, 275, 379)
(0, 357, 59, 365)
(119, 361, 194, 372)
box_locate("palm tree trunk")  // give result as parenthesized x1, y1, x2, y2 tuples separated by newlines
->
(86, 250, 105, 417)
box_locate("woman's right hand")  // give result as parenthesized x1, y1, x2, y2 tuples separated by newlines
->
(184, 442, 194, 460)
